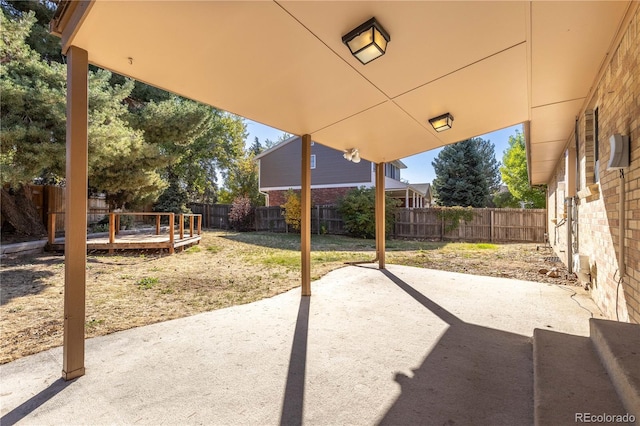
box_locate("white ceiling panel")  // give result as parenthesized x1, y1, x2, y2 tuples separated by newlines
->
(73, 1, 387, 137)
(394, 44, 529, 146)
(530, 99, 585, 144)
(280, 1, 527, 99)
(312, 102, 442, 162)
(531, 1, 629, 107)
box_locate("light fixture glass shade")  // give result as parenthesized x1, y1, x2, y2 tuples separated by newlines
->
(344, 148, 360, 163)
(428, 113, 454, 132)
(342, 18, 390, 65)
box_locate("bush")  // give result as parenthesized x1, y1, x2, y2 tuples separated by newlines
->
(337, 187, 397, 239)
(281, 189, 301, 231)
(229, 196, 254, 231)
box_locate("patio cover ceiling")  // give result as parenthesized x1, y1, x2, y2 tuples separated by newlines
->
(54, 1, 632, 185)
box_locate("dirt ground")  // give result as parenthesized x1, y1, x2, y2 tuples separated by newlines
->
(0, 231, 574, 364)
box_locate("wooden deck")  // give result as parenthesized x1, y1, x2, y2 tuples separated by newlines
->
(48, 233, 201, 253)
(47, 212, 202, 254)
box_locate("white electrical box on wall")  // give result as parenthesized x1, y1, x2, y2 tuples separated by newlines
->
(607, 134, 630, 170)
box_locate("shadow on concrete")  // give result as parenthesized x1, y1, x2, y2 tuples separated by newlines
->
(280, 296, 310, 426)
(0, 378, 74, 426)
(378, 269, 533, 425)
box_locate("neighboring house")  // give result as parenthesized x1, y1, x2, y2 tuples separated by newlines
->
(255, 136, 431, 207)
(537, 8, 639, 323)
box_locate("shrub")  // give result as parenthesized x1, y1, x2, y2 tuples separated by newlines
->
(281, 189, 301, 231)
(337, 187, 397, 239)
(229, 196, 254, 231)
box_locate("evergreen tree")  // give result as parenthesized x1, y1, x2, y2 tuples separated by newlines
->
(432, 139, 490, 207)
(475, 137, 502, 195)
(1, 1, 62, 63)
(250, 136, 263, 155)
(1, 10, 66, 185)
(0, 9, 167, 208)
(500, 131, 546, 208)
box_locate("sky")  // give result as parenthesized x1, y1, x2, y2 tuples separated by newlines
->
(244, 120, 523, 184)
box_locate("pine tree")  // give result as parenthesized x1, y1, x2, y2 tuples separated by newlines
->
(250, 137, 263, 155)
(432, 139, 490, 207)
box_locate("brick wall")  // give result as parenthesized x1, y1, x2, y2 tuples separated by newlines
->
(547, 7, 639, 323)
(266, 187, 356, 207)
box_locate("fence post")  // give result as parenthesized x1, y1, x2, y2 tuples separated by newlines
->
(198, 215, 202, 235)
(109, 213, 116, 244)
(179, 214, 184, 240)
(156, 215, 161, 235)
(490, 210, 495, 243)
(48, 213, 56, 245)
(317, 205, 321, 235)
(169, 213, 175, 254)
(189, 215, 194, 237)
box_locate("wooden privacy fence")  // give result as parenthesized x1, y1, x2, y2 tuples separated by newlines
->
(188, 203, 546, 243)
(394, 208, 547, 242)
(30, 185, 109, 230)
(253, 205, 344, 234)
(189, 203, 231, 229)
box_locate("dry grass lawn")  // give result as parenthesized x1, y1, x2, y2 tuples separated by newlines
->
(0, 230, 571, 364)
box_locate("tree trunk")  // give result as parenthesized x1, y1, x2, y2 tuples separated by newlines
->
(1, 186, 47, 236)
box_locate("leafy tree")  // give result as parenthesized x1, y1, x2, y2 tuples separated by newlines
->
(131, 97, 246, 205)
(432, 139, 490, 207)
(500, 131, 546, 208)
(219, 151, 264, 206)
(281, 189, 301, 231)
(336, 187, 397, 239)
(492, 191, 521, 208)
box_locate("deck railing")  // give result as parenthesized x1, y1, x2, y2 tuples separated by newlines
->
(48, 212, 203, 249)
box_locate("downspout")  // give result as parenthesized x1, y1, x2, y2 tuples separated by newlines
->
(566, 197, 573, 274)
(619, 170, 626, 278)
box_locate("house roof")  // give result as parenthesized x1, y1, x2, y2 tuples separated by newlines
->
(255, 136, 408, 170)
(411, 183, 432, 197)
(53, 1, 635, 185)
(253, 136, 299, 160)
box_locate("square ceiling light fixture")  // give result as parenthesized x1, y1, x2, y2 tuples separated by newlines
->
(342, 18, 391, 65)
(428, 113, 454, 132)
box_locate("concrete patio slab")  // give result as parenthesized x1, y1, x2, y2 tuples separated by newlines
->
(0, 265, 603, 425)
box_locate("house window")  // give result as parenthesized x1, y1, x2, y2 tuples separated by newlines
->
(593, 108, 600, 182)
(385, 163, 400, 180)
(310, 154, 316, 169)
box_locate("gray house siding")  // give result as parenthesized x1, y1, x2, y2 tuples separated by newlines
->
(259, 137, 371, 188)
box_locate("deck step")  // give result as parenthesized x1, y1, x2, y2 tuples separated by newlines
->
(533, 328, 626, 426)
(590, 319, 640, 419)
